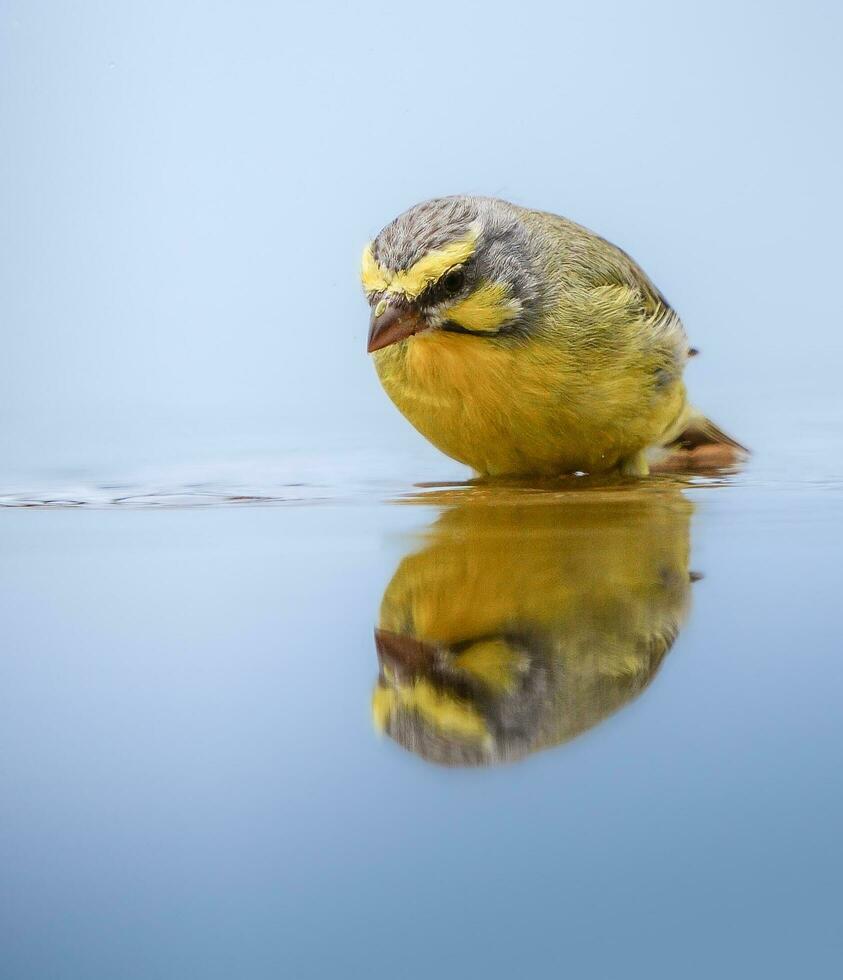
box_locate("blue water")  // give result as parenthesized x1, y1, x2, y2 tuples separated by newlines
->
(2, 454, 842, 979)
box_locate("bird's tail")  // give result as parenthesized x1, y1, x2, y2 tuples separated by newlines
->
(655, 408, 749, 472)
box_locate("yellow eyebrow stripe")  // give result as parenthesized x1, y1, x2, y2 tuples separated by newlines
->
(361, 244, 389, 293)
(360, 228, 478, 298)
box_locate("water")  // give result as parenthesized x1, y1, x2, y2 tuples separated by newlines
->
(2, 453, 842, 979)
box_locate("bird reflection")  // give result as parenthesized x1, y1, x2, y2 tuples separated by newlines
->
(373, 484, 696, 766)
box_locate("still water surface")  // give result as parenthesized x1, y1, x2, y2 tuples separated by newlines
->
(1, 457, 842, 978)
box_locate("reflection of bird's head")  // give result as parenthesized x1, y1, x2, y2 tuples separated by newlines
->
(362, 197, 540, 353)
(373, 488, 695, 766)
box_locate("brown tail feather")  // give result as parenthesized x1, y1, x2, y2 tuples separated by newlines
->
(655, 412, 749, 473)
(671, 415, 748, 454)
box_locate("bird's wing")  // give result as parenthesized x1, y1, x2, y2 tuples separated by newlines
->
(520, 208, 690, 377)
(522, 208, 672, 316)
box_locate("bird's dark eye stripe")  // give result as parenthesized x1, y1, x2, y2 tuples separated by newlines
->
(442, 321, 495, 337)
(418, 264, 470, 306)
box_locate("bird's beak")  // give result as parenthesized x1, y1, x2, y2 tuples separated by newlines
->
(367, 302, 424, 353)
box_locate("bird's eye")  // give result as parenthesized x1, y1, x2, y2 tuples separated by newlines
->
(441, 268, 465, 297)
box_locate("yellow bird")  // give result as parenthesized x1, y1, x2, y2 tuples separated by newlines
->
(372, 486, 694, 766)
(362, 196, 744, 476)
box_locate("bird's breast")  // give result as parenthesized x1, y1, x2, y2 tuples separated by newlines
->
(372, 331, 682, 475)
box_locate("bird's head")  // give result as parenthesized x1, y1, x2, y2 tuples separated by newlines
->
(361, 196, 539, 353)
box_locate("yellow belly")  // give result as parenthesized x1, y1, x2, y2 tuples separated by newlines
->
(373, 330, 685, 476)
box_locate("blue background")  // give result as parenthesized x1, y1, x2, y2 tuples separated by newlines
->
(2, 0, 841, 477)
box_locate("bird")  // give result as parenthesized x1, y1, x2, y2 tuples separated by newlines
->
(372, 486, 694, 766)
(362, 196, 745, 477)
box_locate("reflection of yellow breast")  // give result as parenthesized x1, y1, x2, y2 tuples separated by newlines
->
(374, 487, 694, 766)
(373, 329, 685, 476)
(381, 491, 691, 646)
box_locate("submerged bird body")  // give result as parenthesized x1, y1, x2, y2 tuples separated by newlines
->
(362, 197, 738, 476)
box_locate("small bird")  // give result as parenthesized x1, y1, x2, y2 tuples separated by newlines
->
(362, 196, 744, 476)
